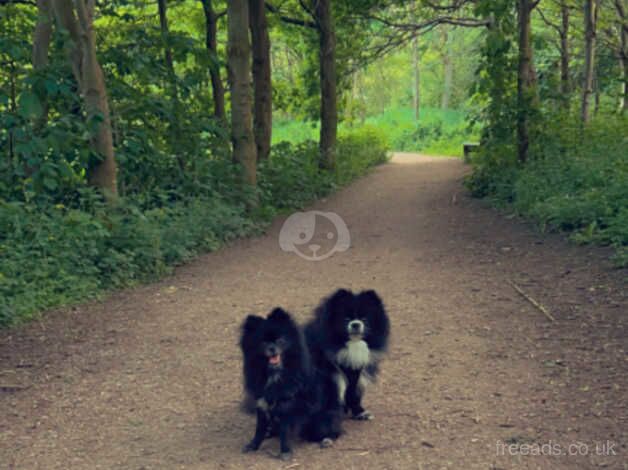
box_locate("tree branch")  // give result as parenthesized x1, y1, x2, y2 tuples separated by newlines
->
(536, 6, 563, 37)
(265, 1, 317, 28)
(367, 13, 491, 31)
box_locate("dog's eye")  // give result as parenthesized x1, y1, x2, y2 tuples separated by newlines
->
(275, 338, 287, 348)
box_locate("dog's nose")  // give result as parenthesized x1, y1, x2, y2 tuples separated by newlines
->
(349, 321, 363, 332)
(309, 244, 321, 254)
(267, 345, 277, 356)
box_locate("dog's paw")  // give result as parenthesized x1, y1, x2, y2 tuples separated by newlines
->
(320, 438, 334, 448)
(352, 410, 373, 420)
(278, 450, 293, 461)
(242, 442, 260, 453)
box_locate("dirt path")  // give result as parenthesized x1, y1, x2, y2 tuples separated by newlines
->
(1, 153, 626, 470)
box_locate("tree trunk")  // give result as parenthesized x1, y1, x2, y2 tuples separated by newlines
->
(581, 0, 598, 124)
(52, 0, 117, 199)
(8, 61, 16, 164)
(594, 68, 600, 115)
(621, 33, 628, 114)
(29, 0, 53, 175)
(315, 0, 337, 171)
(441, 28, 453, 110)
(516, 0, 538, 164)
(33, 0, 53, 73)
(559, 1, 570, 108)
(200, 0, 226, 121)
(412, 36, 420, 121)
(227, 0, 257, 187)
(157, 0, 185, 170)
(249, 0, 272, 162)
(615, 0, 628, 114)
(157, 0, 176, 92)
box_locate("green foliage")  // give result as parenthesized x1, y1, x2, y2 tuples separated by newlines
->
(470, 0, 518, 151)
(0, 191, 256, 325)
(1, 2, 229, 204)
(273, 107, 476, 156)
(366, 107, 475, 156)
(259, 141, 334, 209)
(467, 116, 628, 266)
(467, 0, 628, 266)
(260, 125, 388, 208)
(335, 125, 389, 183)
(0, 126, 389, 327)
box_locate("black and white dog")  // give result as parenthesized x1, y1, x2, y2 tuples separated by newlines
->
(305, 289, 390, 420)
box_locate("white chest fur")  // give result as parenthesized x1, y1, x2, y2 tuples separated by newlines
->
(336, 339, 371, 369)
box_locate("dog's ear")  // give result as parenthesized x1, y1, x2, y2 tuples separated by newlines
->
(358, 290, 389, 347)
(357, 289, 383, 308)
(267, 307, 292, 323)
(327, 288, 354, 313)
(242, 314, 264, 334)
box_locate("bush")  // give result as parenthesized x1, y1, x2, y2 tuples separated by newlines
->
(467, 115, 628, 266)
(336, 125, 390, 184)
(365, 107, 476, 156)
(258, 141, 334, 210)
(0, 126, 389, 327)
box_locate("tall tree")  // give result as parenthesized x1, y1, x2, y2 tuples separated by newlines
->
(33, 0, 52, 78)
(227, 0, 257, 186)
(581, 0, 599, 123)
(559, 1, 570, 105)
(249, 0, 272, 161)
(157, 0, 185, 171)
(315, 0, 337, 170)
(538, 0, 572, 107)
(51, 0, 117, 199)
(32, 0, 52, 137)
(412, 36, 420, 120)
(200, 0, 226, 121)
(615, 0, 628, 113)
(516, 0, 539, 164)
(441, 26, 453, 109)
(157, 0, 177, 95)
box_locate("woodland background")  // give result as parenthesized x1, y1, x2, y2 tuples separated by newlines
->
(0, 0, 626, 326)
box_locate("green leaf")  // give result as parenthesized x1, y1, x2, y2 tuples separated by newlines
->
(43, 177, 58, 191)
(18, 92, 43, 119)
(44, 79, 59, 95)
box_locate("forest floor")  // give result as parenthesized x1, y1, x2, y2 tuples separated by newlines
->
(1, 153, 626, 470)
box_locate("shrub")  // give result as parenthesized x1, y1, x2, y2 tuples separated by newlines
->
(1, 125, 390, 327)
(467, 115, 628, 266)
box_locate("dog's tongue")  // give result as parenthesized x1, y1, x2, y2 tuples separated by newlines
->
(268, 354, 281, 365)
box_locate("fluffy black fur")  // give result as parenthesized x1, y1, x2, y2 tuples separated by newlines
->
(305, 289, 390, 421)
(239, 307, 341, 460)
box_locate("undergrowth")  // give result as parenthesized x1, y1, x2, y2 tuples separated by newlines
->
(467, 115, 628, 267)
(274, 106, 477, 156)
(0, 127, 389, 327)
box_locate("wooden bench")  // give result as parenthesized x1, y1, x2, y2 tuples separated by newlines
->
(463, 142, 480, 163)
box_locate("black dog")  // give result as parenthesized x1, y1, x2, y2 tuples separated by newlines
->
(305, 289, 389, 420)
(239, 307, 340, 459)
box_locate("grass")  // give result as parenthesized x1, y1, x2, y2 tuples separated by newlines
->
(273, 106, 478, 156)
